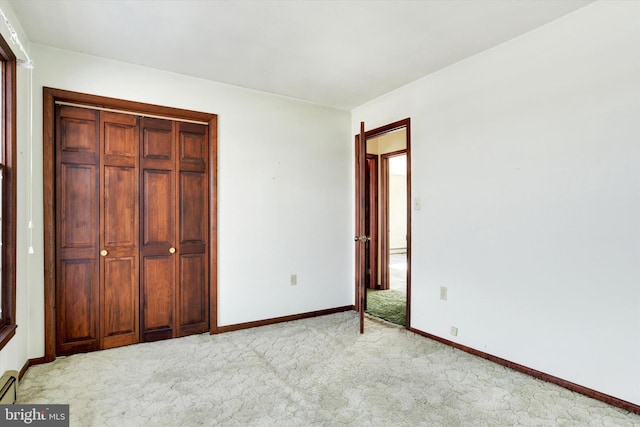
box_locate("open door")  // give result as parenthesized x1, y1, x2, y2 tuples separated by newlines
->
(355, 122, 367, 334)
(355, 118, 411, 333)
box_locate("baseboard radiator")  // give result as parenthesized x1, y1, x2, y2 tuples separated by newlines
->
(0, 370, 18, 404)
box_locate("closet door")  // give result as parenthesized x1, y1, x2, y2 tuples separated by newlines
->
(140, 118, 178, 342)
(100, 111, 140, 349)
(177, 122, 209, 336)
(55, 106, 100, 356)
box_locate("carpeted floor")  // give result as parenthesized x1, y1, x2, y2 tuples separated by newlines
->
(366, 289, 406, 326)
(17, 312, 640, 426)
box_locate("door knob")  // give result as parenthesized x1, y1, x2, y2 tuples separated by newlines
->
(169, 247, 176, 254)
(354, 236, 370, 243)
(100, 249, 108, 257)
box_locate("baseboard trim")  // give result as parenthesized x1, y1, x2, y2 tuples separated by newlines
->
(218, 305, 354, 333)
(409, 327, 640, 415)
(19, 357, 46, 380)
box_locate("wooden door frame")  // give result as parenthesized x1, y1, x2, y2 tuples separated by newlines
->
(365, 154, 378, 291)
(42, 87, 218, 362)
(354, 118, 411, 328)
(380, 149, 407, 291)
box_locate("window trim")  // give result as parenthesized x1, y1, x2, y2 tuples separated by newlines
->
(0, 32, 17, 350)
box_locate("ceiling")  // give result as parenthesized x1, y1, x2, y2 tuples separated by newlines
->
(9, 0, 592, 110)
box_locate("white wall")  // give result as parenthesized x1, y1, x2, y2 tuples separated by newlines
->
(11, 43, 352, 363)
(353, 1, 640, 405)
(389, 171, 407, 251)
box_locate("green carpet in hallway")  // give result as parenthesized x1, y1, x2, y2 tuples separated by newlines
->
(365, 289, 406, 326)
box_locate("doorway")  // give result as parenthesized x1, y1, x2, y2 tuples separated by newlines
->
(355, 119, 411, 329)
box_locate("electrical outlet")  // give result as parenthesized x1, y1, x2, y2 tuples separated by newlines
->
(450, 326, 458, 336)
(414, 197, 422, 211)
(290, 274, 297, 286)
(440, 286, 447, 301)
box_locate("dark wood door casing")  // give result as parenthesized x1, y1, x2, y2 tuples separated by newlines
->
(379, 149, 407, 291)
(365, 154, 378, 290)
(44, 88, 218, 361)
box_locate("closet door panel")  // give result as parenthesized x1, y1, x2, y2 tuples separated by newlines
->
(56, 259, 98, 354)
(56, 164, 98, 353)
(100, 112, 139, 349)
(180, 172, 206, 243)
(56, 106, 100, 355)
(142, 170, 174, 246)
(60, 165, 96, 248)
(103, 166, 137, 247)
(142, 255, 175, 339)
(140, 118, 178, 341)
(102, 257, 138, 347)
(179, 254, 207, 334)
(177, 122, 209, 335)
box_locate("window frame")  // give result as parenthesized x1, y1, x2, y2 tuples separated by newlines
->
(0, 32, 17, 350)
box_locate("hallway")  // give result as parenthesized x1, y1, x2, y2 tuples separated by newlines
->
(389, 252, 407, 293)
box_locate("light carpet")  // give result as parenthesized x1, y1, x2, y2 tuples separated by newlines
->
(17, 312, 640, 426)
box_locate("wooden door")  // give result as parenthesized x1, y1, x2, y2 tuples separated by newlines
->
(55, 106, 100, 355)
(46, 88, 217, 360)
(176, 122, 209, 336)
(100, 111, 139, 349)
(354, 119, 412, 330)
(140, 119, 210, 341)
(140, 117, 178, 342)
(355, 122, 367, 333)
(56, 110, 210, 349)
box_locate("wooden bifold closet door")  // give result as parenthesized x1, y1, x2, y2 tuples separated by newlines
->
(140, 117, 209, 342)
(55, 104, 209, 356)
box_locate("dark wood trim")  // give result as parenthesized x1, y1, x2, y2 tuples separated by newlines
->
(19, 357, 46, 380)
(0, 324, 16, 350)
(217, 306, 354, 334)
(43, 89, 56, 362)
(364, 120, 409, 139)
(354, 134, 365, 314)
(379, 155, 390, 290)
(358, 122, 366, 334)
(43, 88, 214, 123)
(0, 33, 17, 351)
(209, 116, 218, 334)
(43, 87, 218, 361)
(405, 121, 412, 329)
(380, 148, 408, 293)
(409, 327, 640, 416)
(365, 154, 378, 290)
(381, 149, 408, 158)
